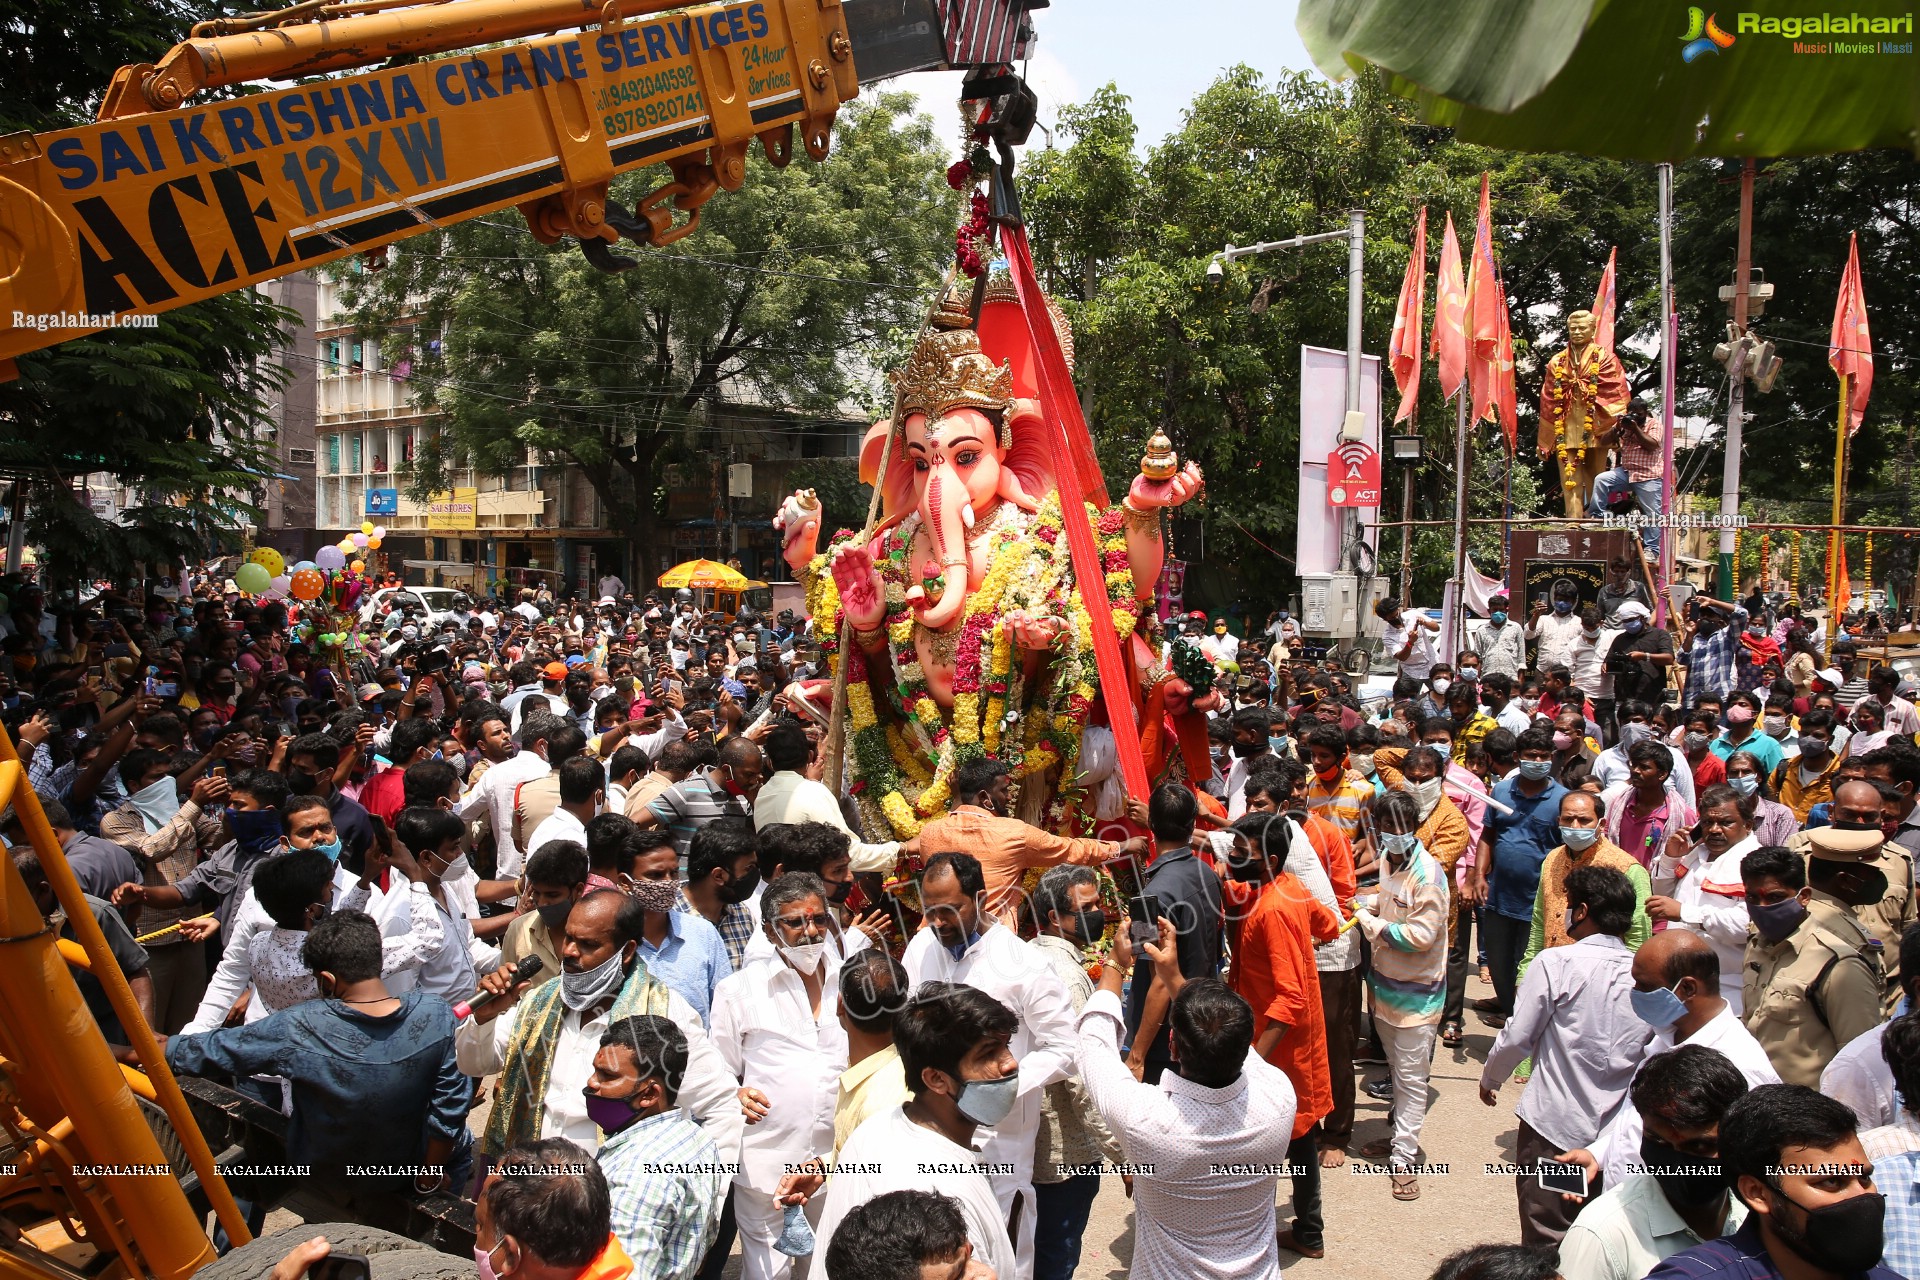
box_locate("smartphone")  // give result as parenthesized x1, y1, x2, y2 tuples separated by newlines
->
(308, 1254, 372, 1280)
(1537, 1158, 1590, 1199)
(1128, 893, 1162, 947)
(210, 764, 227, 781)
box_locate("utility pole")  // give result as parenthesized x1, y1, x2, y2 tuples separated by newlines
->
(1657, 162, 1676, 617)
(1717, 158, 1755, 600)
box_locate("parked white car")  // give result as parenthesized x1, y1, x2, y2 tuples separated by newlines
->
(360, 586, 464, 630)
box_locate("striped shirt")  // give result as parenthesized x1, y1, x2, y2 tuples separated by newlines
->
(675, 886, 757, 971)
(600, 1110, 728, 1280)
(1879, 1150, 1920, 1280)
(1617, 418, 1663, 482)
(1306, 770, 1371, 842)
(1365, 845, 1450, 1027)
(647, 770, 751, 861)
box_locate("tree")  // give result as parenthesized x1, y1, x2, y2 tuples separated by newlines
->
(340, 92, 958, 584)
(0, 0, 291, 590)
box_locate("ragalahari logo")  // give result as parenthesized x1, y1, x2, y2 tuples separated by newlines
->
(1681, 7, 1737, 59)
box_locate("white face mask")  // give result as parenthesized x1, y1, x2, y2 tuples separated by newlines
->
(1430, 679, 1451, 697)
(1407, 777, 1444, 814)
(779, 941, 827, 974)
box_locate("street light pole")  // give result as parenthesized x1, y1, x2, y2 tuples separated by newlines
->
(1718, 159, 1756, 599)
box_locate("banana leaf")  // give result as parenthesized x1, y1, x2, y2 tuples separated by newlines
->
(1297, 0, 1920, 159)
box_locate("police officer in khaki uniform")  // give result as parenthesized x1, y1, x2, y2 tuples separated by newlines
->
(1740, 831, 1886, 1088)
(1787, 780, 1917, 1014)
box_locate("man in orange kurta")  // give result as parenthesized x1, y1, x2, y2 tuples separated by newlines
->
(1231, 854, 1341, 1258)
(916, 758, 1147, 925)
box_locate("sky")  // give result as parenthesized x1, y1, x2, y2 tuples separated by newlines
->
(885, 0, 1325, 155)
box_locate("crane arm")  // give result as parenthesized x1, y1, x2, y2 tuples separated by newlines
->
(0, 0, 859, 364)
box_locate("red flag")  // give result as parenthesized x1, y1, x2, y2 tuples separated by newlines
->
(1429, 214, 1466, 400)
(1828, 232, 1873, 436)
(1492, 272, 1519, 452)
(1390, 207, 1427, 423)
(1592, 246, 1618, 355)
(1466, 173, 1501, 429)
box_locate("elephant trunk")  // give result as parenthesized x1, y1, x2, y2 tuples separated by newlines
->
(915, 461, 972, 631)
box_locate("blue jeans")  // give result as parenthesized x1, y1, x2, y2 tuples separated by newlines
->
(1590, 469, 1663, 556)
(1032, 1174, 1102, 1280)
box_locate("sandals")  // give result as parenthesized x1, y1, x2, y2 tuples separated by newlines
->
(1440, 1020, 1464, 1047)
(1392, 1173, 1421, 1200)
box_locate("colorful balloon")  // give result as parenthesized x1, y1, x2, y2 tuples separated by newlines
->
(350, 559, 366, 574)
(314, 546, 346, 571)
(361, 521, 376, 535)
(270, 574, 291, 595)
(293, 560, 316, 573)
(367, 538, 382, 550)
(290, 569, 324, 601)
(350, 532, 370, 549)
(371, 526, 387, 541)
(233, 562, 271, 595)
(248, 547, 286, 578)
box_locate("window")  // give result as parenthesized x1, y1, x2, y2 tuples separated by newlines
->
(350, 341, 364, 371)
(326, 435, 341, 475)
(349, 434, 362, 473)
(321, 338, 341, 370)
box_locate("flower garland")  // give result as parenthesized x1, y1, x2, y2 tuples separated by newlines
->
(946, 135, 996, 278)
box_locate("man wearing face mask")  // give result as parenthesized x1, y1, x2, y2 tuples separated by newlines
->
(1377, 599, 1439, 682)
(1607, 602, 1676, 714)
(589, 1016, 728, 1280)
(640, 736, 766, 866)
(283, 732, 377, 867)
(1679, 599, 1749, 710)
(1788, 780, 1917, 1013)
(526, 756, 606, 859)
(1860, 746, 1920, 858)
(1517, 791, 1652, 989)
(1644, 1084, 1899, 1280)
(1530, 585, 1587, 674)
(709, 874, 848, 1280)
(623, 830, 730, 1022)
(1741, 842, 1885, 1088)
(1558, 1046, 1753, 1280)
(679, 821, 762, 970)
(807, 983, 1020, 1280)
(1475, 594, 1529, 682)
(1019, 866, 1126, 1280)
(1223, 708, 1281, 819)
(501, 840, 590, 986)
(1468, 727, 1568, 1023)
(472, 1137, 637, 1280)
(901, 854, 1079, 1277)
(1482, 865, 1654, 1245)
(1648, 788, 1761, 1008)
(456, 890, 742, 1170)
(1594, 705, 1698, 811)
(113, 769, 292, 947)
(1560, 931, 1780, 1193)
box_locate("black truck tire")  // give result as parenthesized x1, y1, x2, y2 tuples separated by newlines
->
(368, 1251, 481, 1280)
(194, 1221, 436, 1280)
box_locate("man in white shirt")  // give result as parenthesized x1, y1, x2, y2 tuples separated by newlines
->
(525, 755, 601, 858)
(711, 873, 848, 1280)
(1558, 930, 1779, 1190)
(1474, 595, 1530, 681)
(752, 723, 901, 875)
(1646, 789, 1757, 1008)
(1376, 599, 1439, 681)
(805, 983, 1020, 1280)
(1530, 585, 1587, 674)
(902, 853, 1078, 1277)
(455, 711, 563, 884)
(1199, 618, 1241, 668)
(455, 891, 742, 1168)
(1558, 1044, 1752, 1280)
(1077, 916, 1297, 1280)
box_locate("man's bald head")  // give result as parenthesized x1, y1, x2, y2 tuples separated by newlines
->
(1833, 779, 1887, 826)
(1632, 927, 1720, 999)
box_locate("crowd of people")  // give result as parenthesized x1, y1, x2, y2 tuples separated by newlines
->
(5, 563, 1920, 1280)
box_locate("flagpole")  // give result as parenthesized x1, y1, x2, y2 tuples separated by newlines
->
(1657, 162, 1676, 620)
(1828, 372, 1849, 644)
(1451, 388, 1472, 659)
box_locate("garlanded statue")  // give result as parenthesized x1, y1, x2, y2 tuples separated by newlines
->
(1538, 308, 1631, 518)
(776, 277, 1209, 841)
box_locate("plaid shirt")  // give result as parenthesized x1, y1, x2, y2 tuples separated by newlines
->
(1879, 1150, 1920, 1280)
(1451, 711, 1499, 762)
(676, 886, 755, 971)
(1680, 607, 1746, 707)
(1862, 1108, 1920, 1161)
(599, 1110, 728, 1280)
(1618, 417, 1663, 481)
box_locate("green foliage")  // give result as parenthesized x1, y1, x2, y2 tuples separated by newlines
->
(0, 0, 291, 588)
(339, 92, 957, 583)
(1025, 70, 1919, 614)
(784, 457, 871, 526)
(1299, 0, 1919, 159)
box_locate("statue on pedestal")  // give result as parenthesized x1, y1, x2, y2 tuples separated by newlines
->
(1538, 309, 1631, 518)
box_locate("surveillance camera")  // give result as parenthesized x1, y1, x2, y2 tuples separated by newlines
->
(1206, 257, 1225, 282)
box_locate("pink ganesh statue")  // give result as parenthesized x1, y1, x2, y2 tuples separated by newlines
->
(776, 280, 1209, 838)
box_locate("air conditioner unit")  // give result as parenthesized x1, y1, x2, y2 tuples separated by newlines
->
(289, 448, 316, 465)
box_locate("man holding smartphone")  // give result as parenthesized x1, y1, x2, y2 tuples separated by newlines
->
(1481, 865, 1654, 1246)
(1122, 786, 1225, 1086)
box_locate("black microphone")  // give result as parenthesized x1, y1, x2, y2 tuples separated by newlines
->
(452, 954, 544, 1020)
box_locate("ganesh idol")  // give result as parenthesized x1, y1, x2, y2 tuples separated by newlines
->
(776, 278, 1211, 840)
